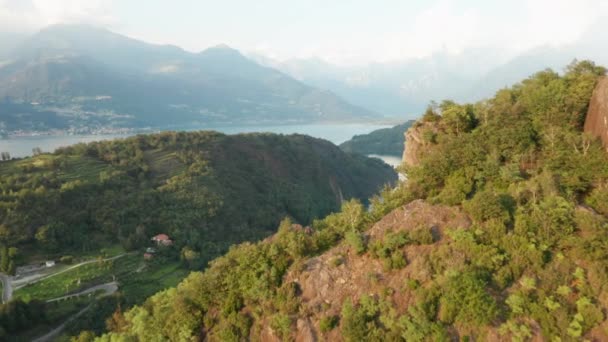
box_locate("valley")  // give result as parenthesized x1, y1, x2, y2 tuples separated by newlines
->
(78, 60, 608, 342)
(1, 3, 608, 340)
(0, 130, 397, 339)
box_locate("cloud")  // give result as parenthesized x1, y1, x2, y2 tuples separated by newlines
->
(0, 0, 116, 32)
(260, 0, 608, 66)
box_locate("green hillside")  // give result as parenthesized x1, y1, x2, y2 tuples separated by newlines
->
(339, 121, 415, 156)
(0, 131, 395, 262)
(0, 131, 396, 338)
(82, 61, 608, 341)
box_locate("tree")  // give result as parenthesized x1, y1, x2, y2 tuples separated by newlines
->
(341, 299, 369, 341)
(439, 270, 498, 326)
(441, 104, 475, 135)
(345, 229, 366, 254)
(0, 247, 8, 273)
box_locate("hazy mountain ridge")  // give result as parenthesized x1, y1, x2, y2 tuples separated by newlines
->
(252, 19, 608, 118)
(0, 25, 378, 134)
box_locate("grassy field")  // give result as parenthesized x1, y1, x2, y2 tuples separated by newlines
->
(144, 149, 186, 182)
(14, 254, 138, 302)
(120, 261, 189, 304)
(0, 154, 112, 183)
(13, 252, 189, 305)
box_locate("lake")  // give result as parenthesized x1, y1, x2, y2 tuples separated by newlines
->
(0, 123, 392, 158)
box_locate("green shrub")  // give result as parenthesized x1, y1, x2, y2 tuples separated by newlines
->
(410, 226, 435, 245)
(60, 255, 74, 264)
(464, 190, 513, 223)
(319, 315, 339, 332)
(438, 270, 498, 326)
(345, 230, 366, 255)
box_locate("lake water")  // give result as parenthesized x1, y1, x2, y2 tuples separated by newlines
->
(367, 154, 402, 168)
(0, 123, 392, 158)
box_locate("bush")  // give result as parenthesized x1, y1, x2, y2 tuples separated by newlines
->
(271, 313, 292, 339)
(464, 190, 513, 223)
(409, 226, 435, 245)
(438, 270, 498, 326)
(60, 255, 74, 264)
(319, 315, 339, 332)
(345, 230, 366, 255)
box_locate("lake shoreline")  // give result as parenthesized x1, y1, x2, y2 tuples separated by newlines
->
(0, 123, 393, 158)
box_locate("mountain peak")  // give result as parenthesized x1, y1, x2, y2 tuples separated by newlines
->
(199, 44, 243, 58)
(208, 43, 236, 51)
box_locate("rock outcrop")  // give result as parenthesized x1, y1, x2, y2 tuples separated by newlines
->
(280, 200, 471, 341)
(584, 76, 608, 150)
(402, 121, 439, 167)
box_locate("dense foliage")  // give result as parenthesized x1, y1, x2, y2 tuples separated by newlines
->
(74, 60, 608, 341)
(339, 121, 415, 156)
(0, 299, 47, 337)
(0, 132, 395, 269)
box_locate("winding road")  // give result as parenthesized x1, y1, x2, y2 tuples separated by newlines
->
(32, 304, 93, 342)
(0, 252, 131, 303)
(0, 253, 133, 340)
(46, 281, 118, 303)
(33, 281, 119, 342)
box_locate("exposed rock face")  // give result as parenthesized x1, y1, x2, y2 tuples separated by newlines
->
(280, 200, 471, 341)
(402, 121, 438, 167)
(584, 76, 608, 150)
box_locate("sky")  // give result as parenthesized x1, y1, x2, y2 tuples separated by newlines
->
(0, 0, 607, 65)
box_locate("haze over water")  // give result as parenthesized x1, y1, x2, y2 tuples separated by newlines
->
(0, 123, 391, 158)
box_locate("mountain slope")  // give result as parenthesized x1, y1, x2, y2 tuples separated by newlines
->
(86, 61, 608, 341)
(0, 131, 396, 260)
(339, 121, 415, 156)
(0, 25, 378, 132)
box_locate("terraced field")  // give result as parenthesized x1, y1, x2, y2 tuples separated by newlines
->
(143, 149, 185, 182)
(0, 154, 112, 183)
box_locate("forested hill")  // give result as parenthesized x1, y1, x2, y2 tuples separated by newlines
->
(0, 131, 396, 266)
(339, 121, 415, 156)
(85, 60, 608, 341)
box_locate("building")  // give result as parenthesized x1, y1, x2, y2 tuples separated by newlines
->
(45, 260, 55, 267)
(151, 234, 173, 246)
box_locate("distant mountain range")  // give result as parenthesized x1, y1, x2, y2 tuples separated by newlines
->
(0, 25, 377, 134)
(3, 21, 608, 135)
(252, 18, 608, 118)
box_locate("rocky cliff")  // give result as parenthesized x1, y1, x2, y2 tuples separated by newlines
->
(271, 200, 471, 341)
(584, 76, 608, 150)
(402, 121, 439, 167)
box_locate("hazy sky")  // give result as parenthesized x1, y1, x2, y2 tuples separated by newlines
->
(0, 0, 607, 65)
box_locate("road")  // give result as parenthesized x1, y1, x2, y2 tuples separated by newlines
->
(13, 253, 130, 289)
(33, 281, 119, 342)
(32, 304, 93, 342)
(0, 273, 12, 303)
(46, 281, 118, 302)
(0, 252, 131, 303)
